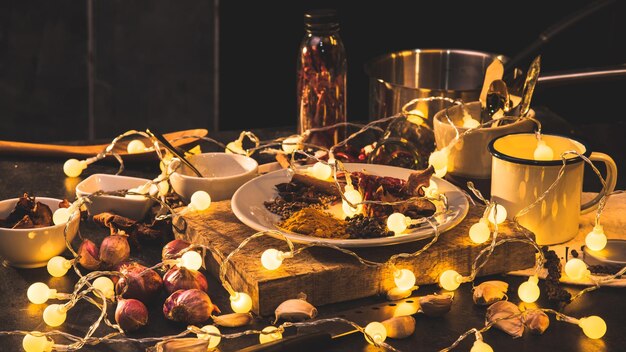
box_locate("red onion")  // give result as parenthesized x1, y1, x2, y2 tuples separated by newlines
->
(162, 239, 191, 260)
(115, 298, 148, 332)
(116, 262, 163, 302)
(77, 239, 101, 270)
(163, 289, 220, 324)
(163, 266, 208, 295)
(99, 235, 130, 268)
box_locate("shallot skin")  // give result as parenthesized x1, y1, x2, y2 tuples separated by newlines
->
(163, 289, 220, 324)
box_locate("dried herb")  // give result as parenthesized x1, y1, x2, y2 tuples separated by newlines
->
(0, 193, 65, 229)
(93, 212, 173, 247)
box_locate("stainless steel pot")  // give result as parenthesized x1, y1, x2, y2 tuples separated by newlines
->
(365, 49, 506, 125)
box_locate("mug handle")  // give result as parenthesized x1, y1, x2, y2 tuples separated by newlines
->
(580, 152, 618, 214)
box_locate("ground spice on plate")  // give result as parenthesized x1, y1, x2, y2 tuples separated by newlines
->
(279, 208, 348, 239)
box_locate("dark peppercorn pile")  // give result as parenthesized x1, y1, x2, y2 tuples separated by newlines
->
(542, 246, 572, 303)
(345, 214, 394, 239)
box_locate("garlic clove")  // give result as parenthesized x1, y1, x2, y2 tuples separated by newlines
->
(473, 280, 508, 306)
(523, 310, 550, 335)
(274, 298, 318, 323)
(485, 301, 524, 338)
(154, 338, 209, 352)
(386, 286, 417, 301)
(418, 293, 453, 317)
(212, 312, 253, 328)
(381, 316, 416, 339)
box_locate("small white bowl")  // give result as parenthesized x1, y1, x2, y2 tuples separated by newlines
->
(76, 174, 155, 220)
(0, 197, 80, 268)
(170, 153, 259, 202)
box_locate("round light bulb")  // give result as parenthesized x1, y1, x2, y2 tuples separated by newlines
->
(364, 322, 387, 345)
(43, 304, 67, 327)
(197, 325, 221, 349)
(311, 162, 332, 180)
(428, 149, 449, 171)
(27, 283, 54, 305)
(47, 256, 72, 278)
(259, 326, 283, 344)
(564, 258, 590, 281)
(179, 251, 203, 271)
(394, 269, 416, 291)
(533, 140, 554, 161)
(23, 332, 53, 352)
(226, 141, 245, 155)
(190, 191, 212, 211)
(585, 225, 607, 251)
(342, 187, 363, 218)
(282, 135, 303, 153)
(92, 277, 115, 299)
(518, 275, 540, 303)
(487, 204, 507, 225)
(127, 139, 147, 154)
(470, 340, 494, 352)
(469, 219, 490, 244)
(261, 249, 284, 271)
(406, 109, 425, 126)
(439, 269, 463, 291)
(63, 159, 86, 178)
(230, 292, 252, 313)
(387, 212, 409, 235)
(462, 115, 480, 129)
(52, 208, 71, 226)
(422, 181, 439, 198)
(434, 166, 448, 178)
(578, 316, 607, 339)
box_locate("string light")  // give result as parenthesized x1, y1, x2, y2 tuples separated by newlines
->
(63, 159, 87, 178)
(281, 135, 303, 153)
(585, 224, 607, 251)
(469, 218, 490, 244)
(259, 326, 282, 344)
(428, 147, 449, 178)
(387, 212, 409, 235)
(533, 140, 554, 161)
(261, 249, 289, 271)
(27, 283, 57, 305)
(92, 277, 115, 300)
(126, 139, 147, 154)
(564, 258, 590, 281)
(364, 322, 387, 345)
(406, 109, 425, 126)
(230, 292, 252, 313)
(47, 256, 72, 278)
(310, 161, 332, 180)
(52, 208, 71, 226)
(179, 251, 203, 271)
(43, 304, 68, 327)
(197, 325, 221, 349)
(462, 115, 480, 129)
(470, 340, 494, 352)
(393, 269, 416, 291)
(439, 270, 463, 291)
(518, 275, 540, 303)
(578, 316, 607, 339)
(22, 332, 53, 352)
(225, 140, 246, 155)
(422, 181, 439, 198)
(487, 204, 507, 225)
(342, 184, 363, 217)
(190, 191, 212, 211)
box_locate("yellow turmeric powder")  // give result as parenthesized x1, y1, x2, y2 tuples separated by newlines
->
(279, 208, 348, 239)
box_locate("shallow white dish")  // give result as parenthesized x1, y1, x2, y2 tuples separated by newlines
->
(0, 197, 80, 268)
(231, 163, 469, 248)
(170, 153, 259, 202)
(76, 174, 155, 220)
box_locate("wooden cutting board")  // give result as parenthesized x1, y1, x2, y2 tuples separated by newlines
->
(184, 200, 536, 316)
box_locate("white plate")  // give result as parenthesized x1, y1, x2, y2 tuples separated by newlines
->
(231, 163, 469, 248)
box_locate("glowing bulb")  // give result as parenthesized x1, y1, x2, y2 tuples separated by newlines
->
(469, 218, 490, 244)
(47, 256, 72, 277)
(179, 251, 203, 271)
(394, 269, 416, 291)
(434, 166, 447, 178)
(585, 225, 607, 251)
(518, 275, 540, 303)
(63, 159, 86, 178)
(428, 148, 449, 171)
(127, 139, 147, 154)
(197, 325, 221, 349)
(439, 269, 463, 291)
(92, 277, 115, 299)
(422, 181, 439, 198)
(43, 304, 67, 327)
(52, 208, 71, 226)
(387, 212, 409, 235)
(259, 326, 283, 344)
(406, 109, 425, 126)
(310, 162, 332, 180)
(225, 141, 245, 155)
(364, 322, 387, 345)
(230, 292, 252, 313)
(533, 140, 554, 161)
(564, 258, 590, 281)
(22, 332, 53, 352)
(342, 186, 363, 217)
(190, 191, 212, 211)
(470, 340, 494, 352)
(462, 115, 480, 129)
(261, 249, 285, 271)
(487, 204, 507, 225)
(27, 283, 56, 305)
(578, 316, 607, 339)
(282, 135, 303, 153)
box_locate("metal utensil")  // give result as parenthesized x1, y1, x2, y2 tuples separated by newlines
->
(147, 129, 204, 177)
(518, 56, 542, 117)
(479, 58, 505, 110)
(486, 80, 511, 118)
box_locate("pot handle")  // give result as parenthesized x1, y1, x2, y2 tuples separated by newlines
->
(580, 152, 618, 214)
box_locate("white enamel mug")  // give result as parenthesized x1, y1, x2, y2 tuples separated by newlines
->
(489, 133, 617, 245)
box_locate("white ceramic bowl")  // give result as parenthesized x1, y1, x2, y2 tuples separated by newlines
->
(0, 197, 80, 268)
(170, 153, 259, 202)
(76, 174, 156, 220)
